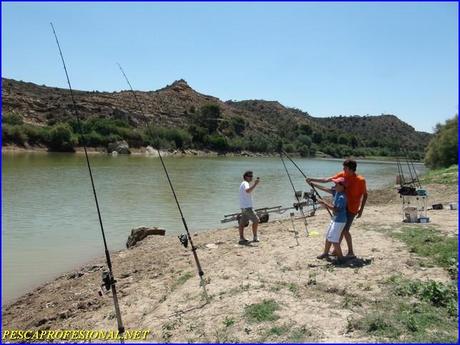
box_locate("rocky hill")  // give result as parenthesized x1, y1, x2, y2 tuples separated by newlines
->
(2, 78, 431, 158)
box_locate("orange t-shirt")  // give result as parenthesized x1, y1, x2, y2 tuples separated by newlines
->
(332, 172, 367, 214)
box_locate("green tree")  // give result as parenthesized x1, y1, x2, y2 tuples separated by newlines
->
(350, 136, 359, 149)
(312, 132, 323, 144)
(231, 117, 246, 135)
(425, 115, 458, 168)
(196, 104, 221, 133)
(298, 134, 312, 147)
(299, 124, 313, 135)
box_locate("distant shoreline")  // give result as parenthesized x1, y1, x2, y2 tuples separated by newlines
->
(1, 145, 424, 163)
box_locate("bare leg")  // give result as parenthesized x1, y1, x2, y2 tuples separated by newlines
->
(252, 221, 259, 240)
(332, 243, 343, 258)
(342, 230, 354, 256)
(239, 223, 246, 240)
(318, 240, 332, 259)
(324, 240, 332, 254)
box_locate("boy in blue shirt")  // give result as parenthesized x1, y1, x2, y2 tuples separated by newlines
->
(313, 177, 347, 262)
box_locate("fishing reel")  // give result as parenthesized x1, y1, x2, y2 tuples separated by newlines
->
(178, 234, 189, 248)
(98, 270, 115, 296)
(294, 190, 317, 203)
(293, 201, 309, 210)
(303, 191, 317, 203)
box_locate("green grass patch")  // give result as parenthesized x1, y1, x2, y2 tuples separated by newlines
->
(171, 271, 193, 291)
(223, 316, 235, 328)
(244, 299, 280, 323)
(421, 165, 458, 185)
(268, 325, 289, 336)
(352, 294, 458, 342)
(392, 227, 458, 279)
(388, 275, 457, 313)
(349, 225, 458, 342)
(287, 326, 314, 343)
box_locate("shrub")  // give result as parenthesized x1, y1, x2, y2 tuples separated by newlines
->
(83, 131, 105, 147)
(299, 124, 312, 135)
(188, 125, 208, 145)
(48, 123, 77, 152)
(3, 113, 24, 126)
(2, 124, 27, 145)
(23, 125, 49, 145)
(208, 134, 228, 151)
(298, 145, 310, 157)
(284, 143, 295, 153)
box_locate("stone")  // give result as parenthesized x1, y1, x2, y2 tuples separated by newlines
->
(126, 226, 166, 248)
(107, 140, 130, 154)
(145, 146, 158, 156)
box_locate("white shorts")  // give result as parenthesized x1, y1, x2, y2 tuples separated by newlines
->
(326, 221, 346, 243)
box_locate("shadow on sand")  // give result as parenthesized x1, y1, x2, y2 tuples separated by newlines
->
(327, 256, 374, 268)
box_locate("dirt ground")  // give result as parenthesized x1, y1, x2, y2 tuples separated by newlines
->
(2, 183, 457, 343)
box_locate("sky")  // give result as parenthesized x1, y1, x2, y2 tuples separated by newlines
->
(2, 1, 458, 133)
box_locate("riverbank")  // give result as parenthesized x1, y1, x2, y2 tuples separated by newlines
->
(3, 179, 457, 343)
(2, 144, 422, 162)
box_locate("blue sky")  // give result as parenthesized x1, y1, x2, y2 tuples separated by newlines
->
(2, 1, 458, 133)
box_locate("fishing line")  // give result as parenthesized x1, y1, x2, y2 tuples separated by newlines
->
(116, 63, 209, 302)
(280, 150, 333, 218)
(279, 152, 310, 237)
(403, 148, 422, 188)
(50, 23, 125, 342)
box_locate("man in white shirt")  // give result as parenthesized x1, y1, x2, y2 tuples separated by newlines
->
(238, 170, 260, 245)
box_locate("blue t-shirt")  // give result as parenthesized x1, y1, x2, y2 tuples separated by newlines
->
(332, 191, 347, 223)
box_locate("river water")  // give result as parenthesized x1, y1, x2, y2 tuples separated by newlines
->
(2, 152, 425, 304)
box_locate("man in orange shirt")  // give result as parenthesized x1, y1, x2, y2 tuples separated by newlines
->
(307, 159, 367, 258)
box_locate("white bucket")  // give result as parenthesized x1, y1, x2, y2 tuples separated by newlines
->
(449, 203, 457, 210)
(404, 207, 418, 223)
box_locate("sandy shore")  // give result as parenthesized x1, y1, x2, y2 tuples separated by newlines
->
(2, 182, 457, 342)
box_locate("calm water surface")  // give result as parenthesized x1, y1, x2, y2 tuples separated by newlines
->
(2, 152, 425, 304)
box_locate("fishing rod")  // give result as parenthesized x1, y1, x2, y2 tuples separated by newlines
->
(279, 152, 310, 237)
(403, 148, 422, 188)
(280, 150, 333, 218)
(396, 156, 406, 186)
(117, 63, 209, 302)
(402, 149, 416, 186)
(50, 23, 125, 342)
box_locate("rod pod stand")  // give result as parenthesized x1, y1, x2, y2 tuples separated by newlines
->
(279, 152, 310, 237)
(289, 212, 300, 246)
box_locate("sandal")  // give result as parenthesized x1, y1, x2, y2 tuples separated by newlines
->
(316, 253, 329, 260)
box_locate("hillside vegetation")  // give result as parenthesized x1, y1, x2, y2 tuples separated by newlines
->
(2, 78, 431, 159)
(424, 115, 458, 168)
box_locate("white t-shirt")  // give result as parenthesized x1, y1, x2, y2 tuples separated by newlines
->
(239, 181, 253, 208)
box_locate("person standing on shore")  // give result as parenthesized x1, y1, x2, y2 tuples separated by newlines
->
(307, 159, 367, 258)
(315, 177, 348, 263)
(238, 171, 260, 245)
